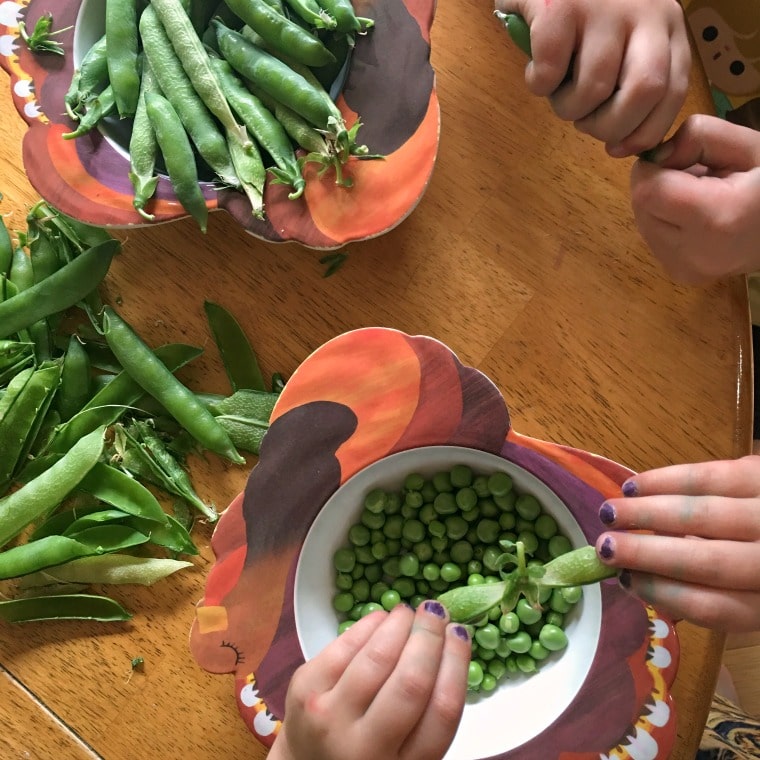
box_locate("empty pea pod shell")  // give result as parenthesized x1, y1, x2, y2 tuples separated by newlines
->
(0, 594, 131, 623)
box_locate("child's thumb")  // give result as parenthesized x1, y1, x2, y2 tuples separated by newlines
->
(641, 114, 760, 173)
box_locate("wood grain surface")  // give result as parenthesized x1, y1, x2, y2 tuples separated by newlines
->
(0, 3, 752, 759)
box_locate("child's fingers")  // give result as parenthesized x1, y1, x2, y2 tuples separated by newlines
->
(399, 623, 471, 760)
(619, 572, 760, 632)
(287, 610, 388, 702)
(599, 494, 760, 540)
(362, 601, 451, 744)
(623, 456, 760, 499)
(330, 604, 416, 718)
(595, 532, 760, 591)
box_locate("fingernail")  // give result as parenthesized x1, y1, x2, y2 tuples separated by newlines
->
(619, 569, 631, 589)
(621, 479, 638, 497)
(423, 600, 446, 618)
(599, 502, 616, 525)
(452, 625, 470, 642)
(599, 536, 615, 560)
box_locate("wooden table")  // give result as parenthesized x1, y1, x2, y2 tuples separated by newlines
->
(0, 3, 752, 759)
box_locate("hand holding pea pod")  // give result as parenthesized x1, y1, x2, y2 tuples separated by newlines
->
(437, 542, 617, 624)
(492, 0, 691, 157)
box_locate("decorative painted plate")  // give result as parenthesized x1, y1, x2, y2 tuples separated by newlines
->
(0, 0, 439, 249)
(190, 327, 679, 759)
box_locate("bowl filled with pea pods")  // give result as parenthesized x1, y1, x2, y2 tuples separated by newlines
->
(189, 327, 681, 759)
(0, 0, 439, 249)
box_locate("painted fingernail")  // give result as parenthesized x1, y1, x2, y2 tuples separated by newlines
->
(423, 600, 446, 618)
(599, 502, 616, 525)
(599, 536, 614, 560)
(452, 625, 470, 642)
(619, 569, 631, 589)
(621, 479, 638, 497)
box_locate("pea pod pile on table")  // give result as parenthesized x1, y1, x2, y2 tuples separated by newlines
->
(0, 197, 280, 623)
(64, 0, 378, 229)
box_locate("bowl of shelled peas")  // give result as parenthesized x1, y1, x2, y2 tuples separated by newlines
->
(295, 445, 611, 759)
(1, 0, 440, 248)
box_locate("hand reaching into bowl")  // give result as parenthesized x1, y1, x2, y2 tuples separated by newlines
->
(268, 602, 471, 760)
(596, 456, 760, 632)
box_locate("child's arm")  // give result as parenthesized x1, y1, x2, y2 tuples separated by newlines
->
(596, 455, 760, 632)
(497, 0, 691, 157)
(269, 602, 471, 760)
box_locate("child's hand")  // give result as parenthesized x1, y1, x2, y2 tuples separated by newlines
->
(631, 115, 760, 284)
(495, 0, 690, 156)
(595, 456, 760, 632)
(268, 602, 471, 760)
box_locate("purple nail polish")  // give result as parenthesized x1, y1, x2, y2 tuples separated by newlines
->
(452, 625, 470, 641)
(423, 600, 445, 618)
(599, 536, 614, 560)
(619, 569, 631, 589)
(621, 479, 638, 497)
(599, 502, 616, 525)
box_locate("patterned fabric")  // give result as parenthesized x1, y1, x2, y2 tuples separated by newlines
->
(698, 693, 760, 758)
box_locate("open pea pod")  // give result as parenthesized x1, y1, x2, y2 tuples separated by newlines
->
(539, 545, 618, 587)
(30, 504, 127, 541)
(0, 593, 131, 623)
(0, 361, 63, 491)
(62, 524, 150, 554)
(437, 579, 510, 624)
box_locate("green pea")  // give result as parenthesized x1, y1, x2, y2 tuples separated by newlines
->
(462, 507, 480, 524)
(380, 588, 401, 610)
(549, 534, 573, 558)
(364, 487, 387, 513)
(496, 638, 512, 659)
(515, 493, 541, 521)
(333, 591, 354, 612)
(405, 490, 423, 509)
(336, 573, 353, 591)
(413, 541, 434, 562)
(487, 472, 513, 497)
(361, 509, 385, 530)
(534, 513, 558, 539)
(386, 539, 402, 556)
(348, 523, 370, 546)
(428, 520, 446, 539)
(450, 464, 473, 488)
(545, 611, 564, 628)
(539, 624, 569, 651)
(549, 588, 573, 614)
(364, 563, 382, 584)
(384, 492, 402, 514)
(455, 486, 478, 510)
(422, 563, 440, 581)
(506, 631, 531, 654)
(472, 475, 490, 498)
(338, 620, 355, 634)
(361, 602, 384, 617)
(499, 611, 520, 634)
(404, 473, 425, 491)
(529, 641, 550, 661)
(351, 564, 364, 580)
(410, 594, 426, 609)
(371, 542, 388, 561)
(478, 647, 496, 662)
(421, 481, 438, 502)
(482, 545, 503, 572)
(392, 577, 415, 598)
(467, 573, 485, 586)
(416, 580, 430, 595)
(487, 659, 506, 680)
(371, 581, 389, 602)
(476, 519, 500, 544)
(516, 654, 537, 674)
(516, 598, 542, 625)
(432, 471, 453, 493)
(494, 492, 516, 512)
(354, 546, 374, 565)
(402, 519, 425, 543)
(467, 660, 484, 688)
(419, 503, 437, 524)
(479, 498, 499, 518)
(434, 492, 457, 515)
(348, 603, 363, 620)
(449, 540, 473, 564)
(445, 516, 468, 541)
(474, 623, 501, 650)
(352, 579, 370, 602)
(383, 514, 404, 539)
(400, 504, 417, 520)
(467, 560, 483, 575)
(440, 562, 462, 583)
(429, 578, 448, 592)
(561, 585, 583, 605)
(498, 512, 516, 530)
(399, 554, 420, 577)
(432, 549, 449, 565)
(517, 530, 539, 554)
(481, 673, 497, 691)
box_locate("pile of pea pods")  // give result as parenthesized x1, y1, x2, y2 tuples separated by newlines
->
(64, 0, 377, 229)
(0, 200, 279, 623)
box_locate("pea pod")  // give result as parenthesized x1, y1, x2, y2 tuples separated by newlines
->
(539, 545, 617, 587)
(223, 0, 336, 67)
(0, 593, 131, 623)
(47, 342, 203, 454)
(204, 300, 266, 392)
(282, 0, 336, 30)
(0, 426, 106, 549)
(62, 524, 149, 554)
(0, 361, 62, 491)
(437, 579, 509, 624)
(56, 335, 91, 422)
(129, 56, 161, 221)
(0, 535, 109, 580)
(144, 92, 209, 233)
(0, 200, 12, 277)
(139, 6, 239, 187)
(102, 307, 243, 464)
(16, 554, 193, 588)
(494, 11, 531, 56)
(106, 0, 140, 116)
(0, 239, 120, 340)
(62, 85, 116, 140)
(64, 35, 109, 120)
